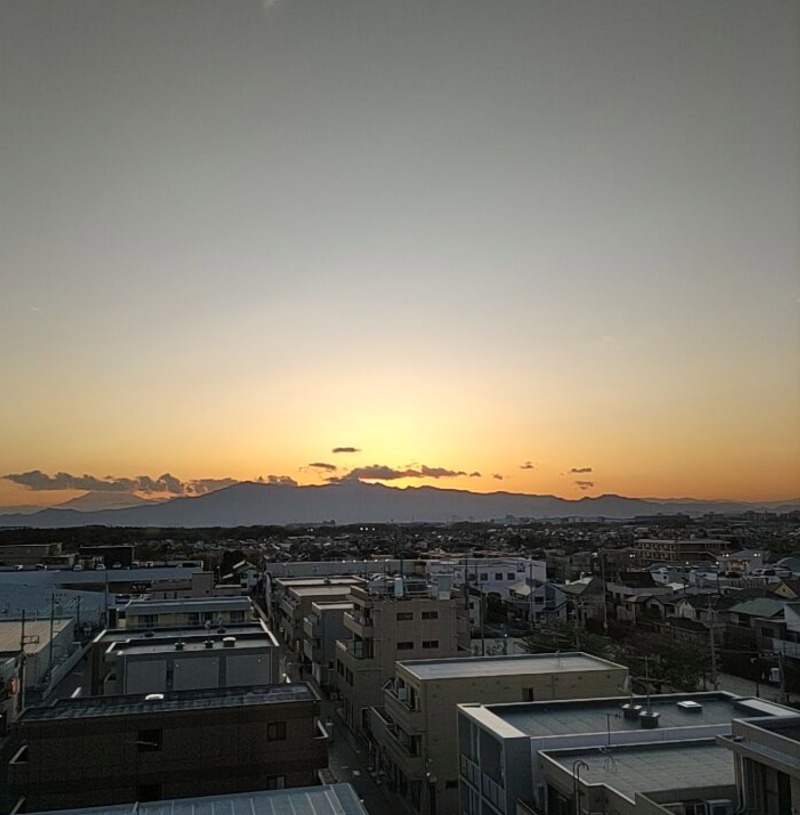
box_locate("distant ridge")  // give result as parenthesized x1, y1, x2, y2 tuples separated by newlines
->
(0, 481, 797, 528)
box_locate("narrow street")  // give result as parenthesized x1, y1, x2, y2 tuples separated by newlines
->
(280, 653, 410, 815)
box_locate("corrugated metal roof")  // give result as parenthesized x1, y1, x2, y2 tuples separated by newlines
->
(21, 784, 368, 815)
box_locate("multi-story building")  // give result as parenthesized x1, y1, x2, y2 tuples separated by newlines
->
(115, 596, 256, 630)
(719, 714, 800, 814)
(0, 543, 71, 568)
(636, 538, 735, 565)
(302, 600, 353, 690)
(6, 683, 327, 811)
(275, 579, 361, 654)
(457, 692, 797, 815)
(335, 575, 469, 734)
(371, 652, 628, 815)
(94, 622, 280, 695)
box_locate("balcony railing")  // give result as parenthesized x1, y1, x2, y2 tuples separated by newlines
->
(337, 639, 374, 661)
(482, 772, 504, 809)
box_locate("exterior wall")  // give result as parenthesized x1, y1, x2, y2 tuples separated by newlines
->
(7, 692, 326, 810)
(335, 583, 467, 734)
(118, 598, 253, 630)
(636, 539, 733, 565)
(304, 603, 353, 689)
(378, 657, 627, 815)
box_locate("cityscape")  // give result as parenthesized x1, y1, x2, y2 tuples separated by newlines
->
(2, 1, 799, 815)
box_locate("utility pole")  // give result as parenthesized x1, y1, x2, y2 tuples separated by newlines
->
(707, 596, 718, 690)
(599, 550, 609, 635)
(48, 591, 56, 689)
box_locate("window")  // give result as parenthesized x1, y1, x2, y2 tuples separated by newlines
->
(422, 640, 439, 649)
(267, 721, 287, 741)
(421, 611, 438, 620)
(396, 612, 413, 621)
(137, 729, 162, 752)
(495, 573, 503, 581)
(397, 641, 414, 650)
(265, 775, 286, 790)
(507, 573, 515, 580)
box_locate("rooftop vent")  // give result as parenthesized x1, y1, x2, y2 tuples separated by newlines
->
(621, 703, 642, 720)
(204, 639, 214, 649)
(223, 636, 236, 648)
(175, 641, 185, 651)
(639, 710, 660, 729)
(217, 626, 226, 634)
(145, 693, 165, 702)
(677, 700, 702, 713)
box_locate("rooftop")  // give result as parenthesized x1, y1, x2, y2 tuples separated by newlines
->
(95, 622, 272, 646)
(542, 740, 734, 801)
(122, 597, 253, 614)
(0, 618, 73, 655)
(21, 683, 316, 722)
(400, 652, 625, 681)
(289, 584, 358, 598)
(468, 693, 794, 738)
(110, 634, 274, 656)
(20, 784, 368, 815)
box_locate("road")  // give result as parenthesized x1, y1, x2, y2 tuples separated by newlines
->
(281, 654, 410, 815)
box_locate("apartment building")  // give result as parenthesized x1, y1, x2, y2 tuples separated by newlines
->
(371, 652, 628, 815)
(6, 683, 327, 811)
(719, 714, 800, 814)
(115, 596, 255, 629)
(636, 539, 734, 565)
(302, 600, 353, 690)
(335, 575, 469, 734)
(457, 692, 797, 815)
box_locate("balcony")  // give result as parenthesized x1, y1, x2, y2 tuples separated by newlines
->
(303, 614, 321, 639)
(371, 707, 426, 776)
(336, 638, 375, 663)
(459, 753, 480, 789)
(482, 772, 505, 810)
(770, 639, 800, 659)
(384, 683, 423, 730)
(344, 610, 374, 637)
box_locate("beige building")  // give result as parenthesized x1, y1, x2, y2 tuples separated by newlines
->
(335, 576, 469, 734)
(115, 596, 255, 629)
(372, 652, 628, 815)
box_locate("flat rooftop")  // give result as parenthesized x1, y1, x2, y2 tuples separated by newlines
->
(22, 683, 315, 722)
(21, 784, 368, 815)
(289, 584, 357, 598)
(0, 618, 72, 655)
(111, 635, 273, 656)
(123, 597, 252, 613)
(471, 693, 794, 738)
(543, 741, 734, 801)
(313, 601, 354, 611)
(400, 652, 625, 681)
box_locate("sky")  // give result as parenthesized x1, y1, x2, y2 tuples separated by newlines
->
(1, 0, 798, 508)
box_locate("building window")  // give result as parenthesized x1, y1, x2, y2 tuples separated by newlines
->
(422, 640, 439, 649)
(507, 573, 515, 580)
(265, 775, 286, 790)
(421, 611, 438, 620)
(267, 721, 287, 741)
(495, 573, 503, 581)
(137, 729, 162, 752)
(397, 642, 414, 650)
(396, 612, 413, 621)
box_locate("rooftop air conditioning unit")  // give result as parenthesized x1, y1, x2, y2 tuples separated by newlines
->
(204, 639, 214, 649)
(639, 710, 660, 729)
(223, 636, 236, 648)
(175, 641, 184, 651)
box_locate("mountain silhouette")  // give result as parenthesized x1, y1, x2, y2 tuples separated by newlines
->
(0, 481, 796, 528)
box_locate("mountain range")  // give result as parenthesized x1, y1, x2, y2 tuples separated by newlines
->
(0, 481, 797, 528)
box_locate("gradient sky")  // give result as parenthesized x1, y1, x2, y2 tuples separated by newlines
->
(2, 0, 798, 507)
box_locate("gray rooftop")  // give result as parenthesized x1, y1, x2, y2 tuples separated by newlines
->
(400, 652, 625, 681)
(111, 635, 274, 656)
(289, 584, 357, 598)
(22, 683, 315, 722)
(123, 597, 252, 613)
(542, 741, 734, 801)
(96, 623, 272, 646)
(21, 784, 368, 815)
(0, 618, 73, 655)
(477, 693, 794, 738)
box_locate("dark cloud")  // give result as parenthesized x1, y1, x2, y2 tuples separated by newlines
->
(334, 464, 479, 482)
(4, 470, 242, 496)
(575, 480, 595, 491)
(308, 462, 337, 472)
(332, 446, 360, 454)
(569, 467, 593, 474)
(261, 474, 298, 486)
(492, 473, 504, 480)
(519, 461, 535, 470)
